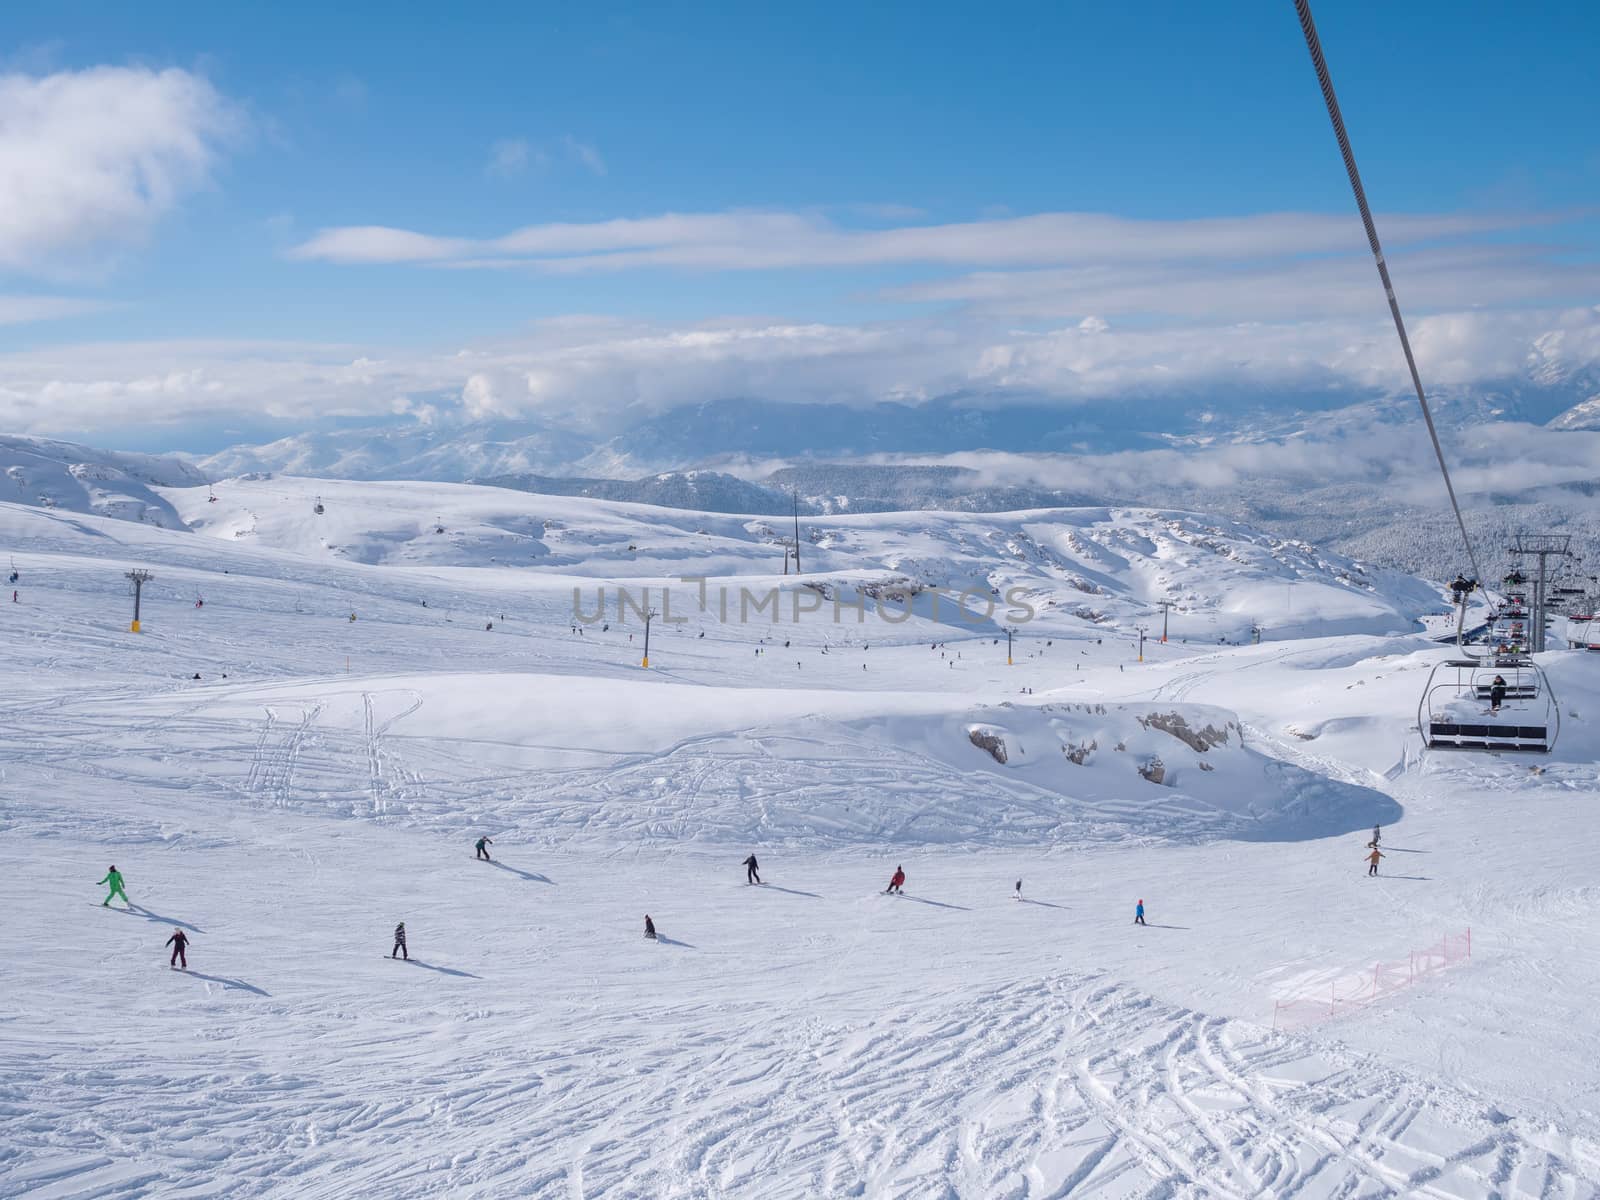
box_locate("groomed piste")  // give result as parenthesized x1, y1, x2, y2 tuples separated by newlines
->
(2, 482, 1599, 1198)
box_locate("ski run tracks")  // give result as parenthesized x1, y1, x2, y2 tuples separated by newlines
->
(8, 966, 1588, 1199)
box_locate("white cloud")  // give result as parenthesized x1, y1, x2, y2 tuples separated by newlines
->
(479, 136, 599, 180)
(2, 304, 1599, 439)
(487, 137, 545, 179)
(286, 206, 1555, 273)
(284, 204, 1598, 330)
(880, 415, 1600, 510)
(287, 226, 470, 264)
(882, 243, 1600, 322)
(462, 372, 511, 418)
(0, 65, 244, 277)
(563, 136, 605, 176)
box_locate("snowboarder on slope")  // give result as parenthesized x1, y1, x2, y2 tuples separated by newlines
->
(391, 922, 408, 959)
(99, 866, 129, 907)
(1134, 899, 1146, 926)
(1489, 675, 1507, 714)
(475, 836, 493, 862)
(885, 866, 905, 895)
(644, 915, 657, 940)
(1014, 879, 1023, 901)
(166, 928, 190, 969)
(742, 854, 761, 885)
(1366, 847, 1385, 877)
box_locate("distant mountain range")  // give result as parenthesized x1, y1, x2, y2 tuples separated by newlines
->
(4, 367, 1598, 583)
(1549, 395, 1600, 431)
(185, 371, 1600, 485)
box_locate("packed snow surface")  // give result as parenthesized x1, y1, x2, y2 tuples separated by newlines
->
(1, 481, 1598, 1199)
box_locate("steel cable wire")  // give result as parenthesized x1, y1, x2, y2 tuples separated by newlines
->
(1294, 0, 1484, 584)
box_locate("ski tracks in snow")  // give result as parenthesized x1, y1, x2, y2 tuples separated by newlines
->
(11, 971, 1565, 1199)
(245, 702, 323, 807)
(584, 972, 1593, 1200)
(362, 689, 422, 813)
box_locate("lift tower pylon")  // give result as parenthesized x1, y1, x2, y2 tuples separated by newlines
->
(1506, 533, 1572, 653)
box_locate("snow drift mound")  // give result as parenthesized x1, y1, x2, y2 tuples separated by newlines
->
(853, 700, 1398, 844)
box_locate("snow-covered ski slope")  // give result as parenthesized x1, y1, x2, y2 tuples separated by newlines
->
(1, 482, 1598, 1199)
(166, 474, 1442, 642)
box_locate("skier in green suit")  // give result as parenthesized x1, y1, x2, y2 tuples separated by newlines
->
(99, 865, 129, 907)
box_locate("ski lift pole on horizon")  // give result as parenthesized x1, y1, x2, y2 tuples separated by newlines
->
(1137, 625, 1148, 663)
(1158, 599, 1174, 643)
(1003, 624, 1017, 666)
(641, 607, 657, 669)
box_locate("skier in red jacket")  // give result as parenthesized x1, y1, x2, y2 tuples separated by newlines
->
(885, 865, 905, 895)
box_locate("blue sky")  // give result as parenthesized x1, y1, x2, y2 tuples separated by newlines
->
(0, 0, 1597, 447)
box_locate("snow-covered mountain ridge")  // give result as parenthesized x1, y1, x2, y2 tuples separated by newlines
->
(0, 434, 204, 528)
(159, 474, 1443, 643)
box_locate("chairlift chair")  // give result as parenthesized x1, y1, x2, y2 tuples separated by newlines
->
(1472, 601, 1530, 657)
(1568, 613, 1599, 651)
(1419, 658, 1558, 753)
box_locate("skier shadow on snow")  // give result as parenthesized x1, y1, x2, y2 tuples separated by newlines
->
(488, 861, 553, 884)
(1379, 875, 1430, 882)
(399, 959, 481, 978)
(183, 970, 269, 996)
(109, 905, 204, 933)
(655, 935, 695, 948)
(1232, 767, 1402, 843)
(1018, 899, 1068, 910)
(896, 896, 972, 912)
(1143, 924, 1190, 930)
(757, 884, 821, 899)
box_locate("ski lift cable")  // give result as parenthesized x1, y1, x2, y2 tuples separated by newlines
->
(1293, 0, 1483, 586)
